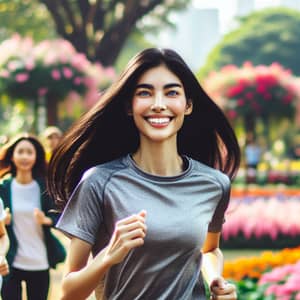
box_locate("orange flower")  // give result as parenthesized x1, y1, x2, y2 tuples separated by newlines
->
(224, 247, 300, 280)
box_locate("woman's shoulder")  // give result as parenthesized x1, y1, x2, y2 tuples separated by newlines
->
(189, 157, 231, 188)
(81, 156, 128, 184)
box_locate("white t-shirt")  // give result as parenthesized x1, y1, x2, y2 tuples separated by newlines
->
(11, 179, 49, 270)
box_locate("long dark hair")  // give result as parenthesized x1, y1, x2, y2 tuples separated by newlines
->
(0, 133, 47, 179)
(47, 48, 240, 210)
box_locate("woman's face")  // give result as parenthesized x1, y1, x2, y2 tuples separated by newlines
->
(12, 140, 37, 173)
(131, 64, 192, 143)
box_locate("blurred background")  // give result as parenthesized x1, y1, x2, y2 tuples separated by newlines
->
(1, 0, 300, 299)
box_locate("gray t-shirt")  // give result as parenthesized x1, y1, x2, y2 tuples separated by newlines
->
(56, 154, 231, 300)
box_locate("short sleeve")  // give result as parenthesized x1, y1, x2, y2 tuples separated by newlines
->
(56, 172, 104, 245)
(0, 198, 5, 221)
(208, 173, 231, 233)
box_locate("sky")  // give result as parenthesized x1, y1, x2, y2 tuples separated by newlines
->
(192, 0, 282, 33)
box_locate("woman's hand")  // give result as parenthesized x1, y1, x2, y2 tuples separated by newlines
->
(103, 210, 147, 266)
(0, 256, 9, 276)
(210, 277, 237, 300)
(4, 207, 11, 225)
(33, 208, 53, 225)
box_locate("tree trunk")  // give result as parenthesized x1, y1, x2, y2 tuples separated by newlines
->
(46, 94, 58, 126)
(244, 113, 256, 136)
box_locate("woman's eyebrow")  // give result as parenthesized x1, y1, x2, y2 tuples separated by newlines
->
(135, 83, 182, 89)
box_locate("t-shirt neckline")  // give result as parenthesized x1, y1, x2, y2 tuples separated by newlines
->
(125, 154, 192, 182)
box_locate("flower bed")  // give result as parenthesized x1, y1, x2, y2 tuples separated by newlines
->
(224, 247, 300, 299)
(258, 261, 300, 299)
(224, 247, 300, 281)
(221, 196, 300, 248)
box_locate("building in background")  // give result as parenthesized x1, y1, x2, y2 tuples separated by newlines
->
(151, 0, 300, 71)
(152, 7, 220, 71)
(236, 0, 255, 16)
(280, 0, 300, 10)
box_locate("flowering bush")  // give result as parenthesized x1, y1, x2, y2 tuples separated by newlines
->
(222, 197, 300, 246)
(0, 34, 116, 108)
(224, 247, 300, 300)
(203, 62, 300, 119)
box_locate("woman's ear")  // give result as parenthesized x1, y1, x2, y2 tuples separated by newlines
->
(185, 99, 193, 115)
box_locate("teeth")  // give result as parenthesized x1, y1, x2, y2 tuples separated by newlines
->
(147, 117, 170, 124)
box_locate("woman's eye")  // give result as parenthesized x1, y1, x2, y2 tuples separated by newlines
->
(167, 90, 179, 97)
(136, 90, 150, 97)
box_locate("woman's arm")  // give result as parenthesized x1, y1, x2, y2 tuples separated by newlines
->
(60, 210, 147, 300)
(34, 208, 53, 226)
(60, 238, 109, 300)
(0, 219, 9, 276)
(201, 232, 236, 300)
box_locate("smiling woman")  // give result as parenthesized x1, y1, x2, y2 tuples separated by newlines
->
(47, 48, 240, 300)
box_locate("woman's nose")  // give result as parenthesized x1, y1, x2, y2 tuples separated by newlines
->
(150, 92, 167, 112)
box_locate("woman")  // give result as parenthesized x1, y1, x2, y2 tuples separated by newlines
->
(0, 197, 9, 290)
(40, 126, 63, 162)
(48, 48, 240, 300)
(0, 133, 66, 300)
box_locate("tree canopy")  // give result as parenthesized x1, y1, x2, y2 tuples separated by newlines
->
(0, 0, 190, 66)
(199, 7, 300, 78)
(39, 0, 190, 66)
(0, 0, 57, 41)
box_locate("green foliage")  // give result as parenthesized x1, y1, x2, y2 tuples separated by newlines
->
(199, 7, 300, 78)
(115, 33, 154, 73)
(230, 279, 270, 300)
(0, 94, 34, 135)
(0, 0, 56, 42)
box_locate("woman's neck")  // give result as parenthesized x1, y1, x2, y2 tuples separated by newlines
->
(132, 141, 183, 176)
(15, 171, 33, 184)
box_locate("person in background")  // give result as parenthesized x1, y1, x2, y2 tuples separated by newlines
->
(0, 197, 9, 290)
(41, 126, 63, 162)
(48, 48, 240, 300)
(244, 132, 262, 184)
(0, 133, 66, 300)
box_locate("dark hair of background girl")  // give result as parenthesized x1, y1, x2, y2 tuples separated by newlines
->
(0, 133, 47, 179)
(47, 48, 241, 210)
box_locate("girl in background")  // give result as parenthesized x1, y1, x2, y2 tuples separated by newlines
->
(48, 48, 240, 300)
(0, 133, 65, 300)
(0, 197, 9, 290)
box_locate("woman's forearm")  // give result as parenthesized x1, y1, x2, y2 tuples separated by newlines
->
(61, 248, 111, 300)
(0, 234, 9, 256)
(201, 247, 224, 286)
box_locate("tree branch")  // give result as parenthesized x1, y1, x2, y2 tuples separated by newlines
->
(40, 0, 68, 38)
(77, 0, 90, 27)
(61, 0, 78, 30)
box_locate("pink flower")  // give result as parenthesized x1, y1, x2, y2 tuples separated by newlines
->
(38, 87, 48, 96)
(15, 73, 29, 83)
(237, 99, 245, 106)
(25, 60, 35, 71)
(0, 69, 9, 78)
(265, 284, 279, 295)
(73, 77, 82, 85)
(51, 69, 61, 80)
(7, 61, 19, 71)
(63, 67, 73, 79)
(227, 110, 237, 119)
